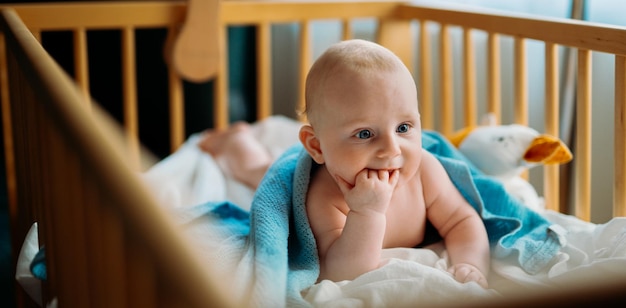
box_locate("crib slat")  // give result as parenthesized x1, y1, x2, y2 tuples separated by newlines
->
(98, 191, 128, 307)
(257, 22, 272, 120)
(342, 19, 351, 40)
(298, 20, 311, 121)
(168, 61, 184, 152)
(487, 32, 501, 123)
(215, 24, 229, 129)
(127, 235, 157, 308)
(47, 125, 91, 307)
(544, 42, 561, 213)
(514, 37, 528, 125)
(162, 24, 185, 151)
(33, 85, 53, 303)
(0, 32, 19, 261)
(378, 19, 413, 75)
(419, 20, 433, 130)
(82, 177, 106, 306)
(514, 37, 529, 181)
(615, 55, 626, 217)
(36, 98, 55, 303)
(439, 23, 453, 136)
(81, 163, 127, 307)
(463, 27, 476, 127)
(575, 49, 592, 221)
(122, 26, 140, 167)
(73, 27, 89, 100)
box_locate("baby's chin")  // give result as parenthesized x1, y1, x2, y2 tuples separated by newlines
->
(395, 168, 419, 187)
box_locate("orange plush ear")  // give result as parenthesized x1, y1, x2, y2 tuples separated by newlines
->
(447, 126, 477, 148)
(523, 134, 573, 164)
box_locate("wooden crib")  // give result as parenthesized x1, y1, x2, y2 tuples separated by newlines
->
(2, 0, 626, 306)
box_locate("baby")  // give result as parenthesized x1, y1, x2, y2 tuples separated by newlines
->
(200, 39, 490, 288)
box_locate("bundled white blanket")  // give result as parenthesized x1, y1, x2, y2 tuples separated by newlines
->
(142, 116, 626, 306)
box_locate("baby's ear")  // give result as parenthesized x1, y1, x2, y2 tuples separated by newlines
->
(299, 125, 325, 164)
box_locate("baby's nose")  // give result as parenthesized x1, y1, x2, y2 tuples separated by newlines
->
(377, 135, 401, 158)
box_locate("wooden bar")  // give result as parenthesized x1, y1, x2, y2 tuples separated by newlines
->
(487, 32, 501, 123)
(82, 178, 105, 306)
(8, 1, 187, 29)
(39, 110, 58, 303)
(419, 20, 433, 130)
(36, 100, 54, 303)
(439, 23, 453, 135)
(575, 49, 592, 221)
(463, 27, 476, 127)
(98, 193, 127, 307)
(0, 32, 19, 260)
(163, 23, 184, 151)
(377, 18, 413, 73)
(127, 234, 157, 308)
(224, 1, 403, 24)
(73, 27, 89, 100)
(615, 55, 626, 217)
(215, 24, 229, 129)
(257, 22, 272, 120)
(298, 20, 311, 121)
(514, 37, 528, 125)
(168, 63, 184, 152)
(342, 19, 351, 40)
(544, 42, 560, 212)
(122, 26, 140, 166)
(48, 126, 90, 307)
(10, 1, 403, 29)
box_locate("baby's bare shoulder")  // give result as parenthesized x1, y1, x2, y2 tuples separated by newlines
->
(418, 150, 450, 182)
(306, 167, 346, 211)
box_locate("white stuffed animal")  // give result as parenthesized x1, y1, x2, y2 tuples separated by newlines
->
(447, 118, 572, 212)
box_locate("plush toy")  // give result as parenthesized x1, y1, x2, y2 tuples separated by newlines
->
(447, 117, 573, 212)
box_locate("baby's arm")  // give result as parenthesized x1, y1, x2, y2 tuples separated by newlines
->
(311, 168, 399, 282)
(421, 151, 490, 287)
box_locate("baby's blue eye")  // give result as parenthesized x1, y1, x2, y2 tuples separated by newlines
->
(356, 130, 372, 139)
(397, 123, 410, 133)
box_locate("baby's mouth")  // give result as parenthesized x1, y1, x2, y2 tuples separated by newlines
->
(372, 168, 399, 172)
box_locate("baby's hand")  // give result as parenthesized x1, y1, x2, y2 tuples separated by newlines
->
(448, 263, 488, 288)
(336, 169, 399, 214)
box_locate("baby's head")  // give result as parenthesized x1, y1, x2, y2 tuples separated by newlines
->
(303, 39, 416, 127)
(299, 39, 422, 188)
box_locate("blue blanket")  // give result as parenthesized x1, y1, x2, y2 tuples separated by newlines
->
(179, 130, 563, 307)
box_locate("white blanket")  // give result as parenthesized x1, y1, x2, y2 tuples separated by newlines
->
(143, 116, 626, 306)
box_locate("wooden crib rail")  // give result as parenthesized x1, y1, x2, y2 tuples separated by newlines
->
(0, 8, 232, 307)
(395, 1, 626, 220)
